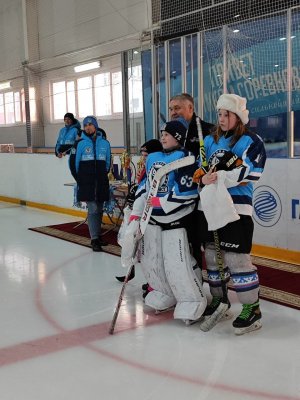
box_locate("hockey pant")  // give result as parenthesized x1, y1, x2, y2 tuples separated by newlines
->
(205, 242, 259, 304)
(140, 224, 207, 321)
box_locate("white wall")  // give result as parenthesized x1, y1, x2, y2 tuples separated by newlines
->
(0, 154, 299, 254)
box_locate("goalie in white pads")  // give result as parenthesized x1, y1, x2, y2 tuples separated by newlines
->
(130, 118, 207, 324)
(197, 93, 267, 335)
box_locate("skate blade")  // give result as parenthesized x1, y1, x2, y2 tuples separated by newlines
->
(184, 316, 205, 326)
(199, 303, 230, 332)
(234, 320, 262, 336)
(155, 306, 175, 315)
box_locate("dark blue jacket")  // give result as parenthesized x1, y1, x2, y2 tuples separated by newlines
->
(69, 131, 111, 202)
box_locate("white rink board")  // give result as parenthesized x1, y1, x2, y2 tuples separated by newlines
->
(0, 154, 299, 253)
(252, 158, 300, 252)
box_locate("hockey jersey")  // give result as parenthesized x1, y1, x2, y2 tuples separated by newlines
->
(132, 149, 199, 224)
(199, 130, 266, 215)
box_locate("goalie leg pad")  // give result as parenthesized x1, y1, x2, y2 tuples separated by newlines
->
(224, 252, 259, 304)
(140, 225, 176, 310)
(120, 219, 141, 268)
(205, 242, 230, 298)
(162, 228, 207, 321)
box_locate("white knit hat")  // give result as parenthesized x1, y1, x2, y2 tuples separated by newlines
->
(216, 94, 249, 125)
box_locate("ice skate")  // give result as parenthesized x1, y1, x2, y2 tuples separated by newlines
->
(233, 301, 262, 335)
(199, 296, 232, 332)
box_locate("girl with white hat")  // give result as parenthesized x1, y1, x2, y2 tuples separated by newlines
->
(197, 93, 267, 335)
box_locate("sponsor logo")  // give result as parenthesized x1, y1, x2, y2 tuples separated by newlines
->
(209, 149, 226, 167)
(220, 242, 239, 248)
(253, 185, 282, 227)
(150, 162, 168, 193)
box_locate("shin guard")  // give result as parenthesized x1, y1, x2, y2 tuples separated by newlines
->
(224, 252, 259, 304)
(163, 228, 207, 321)
(140, 225, 176, 310)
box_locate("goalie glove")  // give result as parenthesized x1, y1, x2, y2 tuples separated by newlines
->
(215, 151, 243, 171)
(192, 167, 207, 184)
(125, 183, 138, 208)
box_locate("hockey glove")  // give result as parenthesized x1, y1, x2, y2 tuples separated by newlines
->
(126, 183, 138, 208)
(215, 151, 243, 171)
(192, 167, 207, 184)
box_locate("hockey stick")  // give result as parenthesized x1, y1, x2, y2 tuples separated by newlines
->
(109, 155, 195, 335)
(196, 117, 230, 332)
(109, 260, 137, 335)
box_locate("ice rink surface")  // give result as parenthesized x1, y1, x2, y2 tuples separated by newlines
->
(0, 201, 299, 400)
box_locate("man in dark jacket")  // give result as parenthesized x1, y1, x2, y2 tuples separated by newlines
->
(169, 93, 213, 159)
(69, 116, 111, 251)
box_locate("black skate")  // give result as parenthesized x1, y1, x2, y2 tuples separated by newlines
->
(199, 296, 232, 332)
(233, 301, 262, 335)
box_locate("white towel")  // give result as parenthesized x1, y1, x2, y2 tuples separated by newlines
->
(200, 170, 240, 231)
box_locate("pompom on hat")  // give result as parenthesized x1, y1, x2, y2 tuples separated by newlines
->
(217, 94, 249, 125)
(160, 117, 189, 146)
(83, 115, 99, 129)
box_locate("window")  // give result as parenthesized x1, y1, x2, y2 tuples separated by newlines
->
(77, 77, 93, 117)
(112, 71, 123, 113)
(14, 92, 22, 122)
(53, 81, 66, 119)
(4, 92, 15, 124)
(0, 94, 4, 124)
(128, 65, 143, 114)
(51, 66, 143, 120)
(95, 73, 111, 116)
(67, 81, 76, 114)
(0, 88, 36, 125)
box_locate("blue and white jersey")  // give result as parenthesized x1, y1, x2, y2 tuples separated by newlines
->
(200, 130, 266, 215)
(132, 149, 199, 224)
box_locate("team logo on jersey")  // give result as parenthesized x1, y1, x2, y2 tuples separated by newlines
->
(209, 149, 227, 168)
(253, 185, 282, 227)
(85, 147, 92, 154)
(150, 162, 168, 193)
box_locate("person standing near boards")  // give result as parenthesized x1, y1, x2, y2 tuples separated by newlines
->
(69, 116, 111, 252)
(196, 93, 266, 335)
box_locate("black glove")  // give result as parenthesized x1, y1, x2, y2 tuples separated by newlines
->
(126, 184, 138, 207)
(215, 151, 242, 171)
